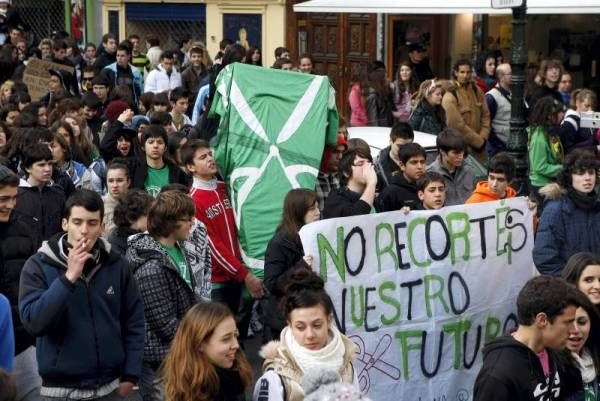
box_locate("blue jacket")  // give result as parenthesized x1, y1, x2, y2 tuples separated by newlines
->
(533, 193, 600, 276)
(103, 62, 143, 105)
(18, 234, 145, 389)
(0, 294, 14, 371)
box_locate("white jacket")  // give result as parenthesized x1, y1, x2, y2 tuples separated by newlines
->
(144, 64, 182, 94)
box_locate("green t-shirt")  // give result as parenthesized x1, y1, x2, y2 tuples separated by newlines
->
(160, 243, 192, 288)
(145, 165, 169, 198)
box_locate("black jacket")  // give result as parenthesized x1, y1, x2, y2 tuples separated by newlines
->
(528, 85, 562, 113)
(0, 215, 37, 355)
(375, 145, 402, 192)
(107, 226, 140, 257)
(14, 180, 65, 248)
(127, 157, 192, 192)
(374, 174, 419, 212)
(93, 47, 116, 72)
(52, 168, 76, 198)
(49, 56, 80, 97)
(409, 58, 435, 84)
(322, 187, 372, 219)
(263, 230, 307, 332)
(18, 234, 145, 388)
(366, 89, 394, 127)
(474, 336, 578, 401)
(408, 100, 446, 135)
(99, 121, 140, 163)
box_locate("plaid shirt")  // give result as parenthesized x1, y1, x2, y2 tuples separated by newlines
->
(315, 171, 341, 212)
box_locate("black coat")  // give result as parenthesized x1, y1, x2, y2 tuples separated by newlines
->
(474, 336, 580, 401)
(0, 215, 37, 354)
(127, 157, 192, 192)
(93, 48, 116, 72)
(375, 174, 419, 212)
(375, 145, 402, 192)
(14, 183, 66, 248)
(99, 121, 140, 163)
(107, 226, 140, 257)
(263, 230, 308, 332)
(49, 56, 80, 97)
(322, 187, 372, 219)
(528, 85, 562, 112)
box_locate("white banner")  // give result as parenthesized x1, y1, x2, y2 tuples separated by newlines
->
(299, 197, 535, 401)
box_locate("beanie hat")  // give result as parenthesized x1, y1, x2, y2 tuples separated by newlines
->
(104, 100, 129, 124)
(303, 369, 371, 401)
(115, 127, 137, 141)
(91, 74, 111, 88)
(131, 115, 150, 131)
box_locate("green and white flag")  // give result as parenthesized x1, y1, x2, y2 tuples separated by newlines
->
(210, 63, 338, 276)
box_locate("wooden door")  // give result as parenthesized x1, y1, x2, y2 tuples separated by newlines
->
(340, 14, 376, 118)
(286, 2, 376, 116)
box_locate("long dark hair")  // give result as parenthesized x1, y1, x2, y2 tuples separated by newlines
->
(245, 46, 262, 66)
(529, 96, 563, 132)
(563, 252, 600, 287)
(573, 291, 600, 374)
(368, 67, 391, 99)
(349, 64, 370, 105)
(395, 60, 419, 94)
(278, 188, 318, 238)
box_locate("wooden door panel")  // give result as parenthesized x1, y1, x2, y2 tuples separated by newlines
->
(286, 2, 376, 114)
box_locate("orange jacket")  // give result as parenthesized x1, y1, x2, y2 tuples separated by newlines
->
(465, 181, 517, 204)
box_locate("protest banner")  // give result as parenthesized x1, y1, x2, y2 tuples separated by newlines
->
(299, 197, 535, 401)
(23, 58, 75, 101)
(210, 62, 338, 276)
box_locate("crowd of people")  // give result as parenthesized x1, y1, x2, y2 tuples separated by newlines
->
(0, 6, 598, 401)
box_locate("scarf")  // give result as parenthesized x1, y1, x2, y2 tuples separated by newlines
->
(214, 366, 246, 401)
(568, 189, 599, 211)
(573, 349, 597, 384)
(282, 326, 346, 375)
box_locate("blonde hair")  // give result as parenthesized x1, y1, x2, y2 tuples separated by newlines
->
(570, 88, 597, 111)
(412, 79, 445, 108)
(0, 80, 15, 99)
(163, 303, 253, 401)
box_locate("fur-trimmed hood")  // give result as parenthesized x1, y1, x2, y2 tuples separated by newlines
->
(260, 340, 282, 361)
(539, 182, 565, 201)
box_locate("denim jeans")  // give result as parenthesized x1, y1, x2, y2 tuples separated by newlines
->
(14, 346, 42, 401)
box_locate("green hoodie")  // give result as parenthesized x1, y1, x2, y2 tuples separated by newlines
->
(527, 126, 563, 187)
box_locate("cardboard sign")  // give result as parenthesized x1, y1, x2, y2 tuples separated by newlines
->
(22, 58, 75, 101)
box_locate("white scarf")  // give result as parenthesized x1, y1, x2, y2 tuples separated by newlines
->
(282, 326, 346, 375)
(572, 349, 597, 384)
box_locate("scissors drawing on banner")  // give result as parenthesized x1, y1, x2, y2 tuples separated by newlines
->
(351, 334, 402, 393)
